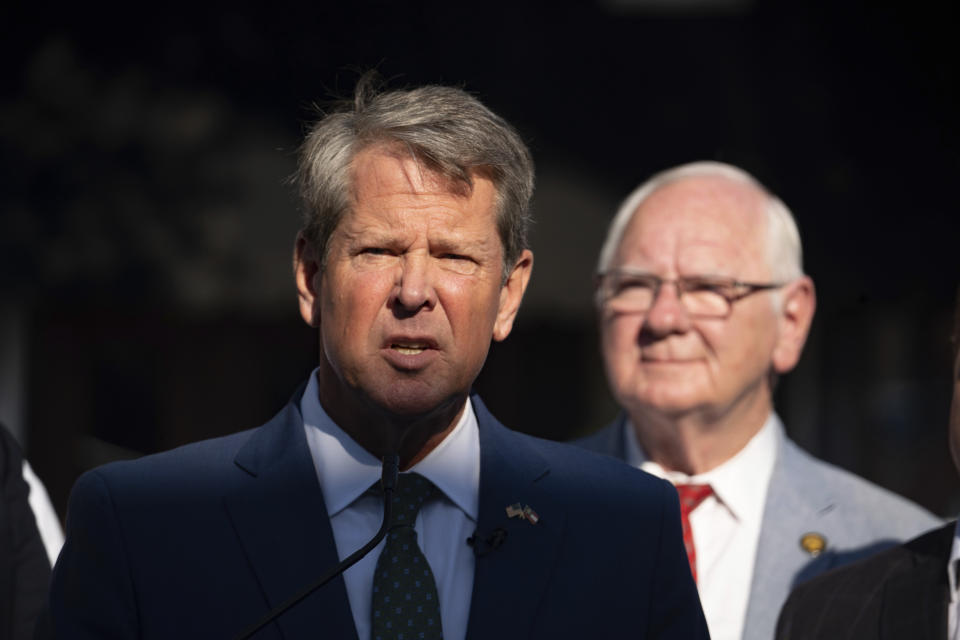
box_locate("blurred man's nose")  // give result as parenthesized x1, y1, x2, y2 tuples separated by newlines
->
(643, 281, 692, 335)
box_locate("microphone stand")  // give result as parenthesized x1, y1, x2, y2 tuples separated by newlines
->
(234, 454, 400, 640)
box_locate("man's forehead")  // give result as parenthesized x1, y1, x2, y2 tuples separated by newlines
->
(336, 145, 501, 247)
(615, 175, 769, 271)
(351, 144, 473, 201)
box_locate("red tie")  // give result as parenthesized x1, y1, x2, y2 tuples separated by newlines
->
(674, 483, 713, 584)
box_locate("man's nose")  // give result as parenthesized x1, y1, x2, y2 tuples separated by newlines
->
(643, 281, 692, 335)
(393, 254, 437, 313)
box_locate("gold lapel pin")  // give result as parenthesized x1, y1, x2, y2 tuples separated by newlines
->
(799, 532, 827, 557)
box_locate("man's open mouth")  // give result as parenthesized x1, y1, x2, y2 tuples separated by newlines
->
(390, 343, 429, 355)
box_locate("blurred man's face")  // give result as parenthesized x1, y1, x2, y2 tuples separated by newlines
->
(600, 176, 796, 421)
(298, 146, 531, 420)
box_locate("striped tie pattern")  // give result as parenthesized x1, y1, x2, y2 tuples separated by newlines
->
(674, 483, 713, 584)
(371, 473, 443, 640)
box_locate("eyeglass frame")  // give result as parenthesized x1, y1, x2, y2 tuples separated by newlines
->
(594, 268, 789, 318)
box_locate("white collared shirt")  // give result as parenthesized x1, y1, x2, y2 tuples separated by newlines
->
(948, 519, 960, 639)
(300, 370, 480, 640)
(626, 413, 779, 640)
(22, 459, 64, 565)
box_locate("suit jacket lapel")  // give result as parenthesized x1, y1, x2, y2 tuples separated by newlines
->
(224, 401, 358, 639)
(465, 396, 566, 640)
(744, 428, 831, 639)
(878, 523, 952, 640)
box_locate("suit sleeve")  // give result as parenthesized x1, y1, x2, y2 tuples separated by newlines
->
(44, 470, 139, 639)
(775, 587, 801, 639)
(0, 425, 51, 640)
(645, 478, 709, 639)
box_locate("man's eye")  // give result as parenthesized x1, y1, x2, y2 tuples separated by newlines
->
(686, 280, 728, 294)
(361, 247, 391, 256)
(618, 278, 655, 291)
(438, 253, 478, 275)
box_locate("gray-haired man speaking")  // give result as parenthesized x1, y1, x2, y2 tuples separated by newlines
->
(579, 161, 940, 640)
(44, 80, 708, 639)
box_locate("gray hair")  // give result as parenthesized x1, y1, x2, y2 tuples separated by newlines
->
(295, 75, 534, 279)
(596, 161, 804, 284)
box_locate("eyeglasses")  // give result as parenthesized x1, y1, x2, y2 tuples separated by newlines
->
(596, 269, 787, 318)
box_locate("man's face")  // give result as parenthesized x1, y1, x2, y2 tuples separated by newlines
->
(600, 176, 799, 421)
(299, 146, 531, 419)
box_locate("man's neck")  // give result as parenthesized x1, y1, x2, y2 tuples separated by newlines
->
(630, 392, 772, 476)
(314, 372, 467, 471)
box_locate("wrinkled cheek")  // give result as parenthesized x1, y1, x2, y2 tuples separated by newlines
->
(459, 335, 492, 385)
(602, 318, 639, 366)
(602, 342, 640, 399)
(321, 321, 365, 385)
(726, 339, 771, 381)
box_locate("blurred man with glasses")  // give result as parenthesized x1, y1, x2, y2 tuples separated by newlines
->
(579, 161, 940, 640)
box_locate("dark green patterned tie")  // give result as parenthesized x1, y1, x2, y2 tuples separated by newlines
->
(371, 473, 443, 640)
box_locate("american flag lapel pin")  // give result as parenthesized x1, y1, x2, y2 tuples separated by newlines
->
(505, 503, 540, 525)
(521, 505, 539, 525)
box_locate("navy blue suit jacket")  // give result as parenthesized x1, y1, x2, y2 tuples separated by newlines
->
(46, 391, 707, 639)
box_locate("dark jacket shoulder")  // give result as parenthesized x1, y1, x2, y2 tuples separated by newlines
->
(776, 521, 953, 639)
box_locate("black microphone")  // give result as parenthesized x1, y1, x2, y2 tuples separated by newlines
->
(466, 527, 508, 557)
(233, 454, 400, 640)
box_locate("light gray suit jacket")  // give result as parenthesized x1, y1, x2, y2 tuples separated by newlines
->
(577, 413, 942, 640)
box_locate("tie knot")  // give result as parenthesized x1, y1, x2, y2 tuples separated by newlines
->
(674, 483, 713, 515)
(388, 472, 438, 528)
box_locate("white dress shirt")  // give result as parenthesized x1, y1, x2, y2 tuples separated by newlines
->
(300, 370, 479, 640)
(626, 413, 779, 640)
(948, 519, 960, 639)
(22, 459, 64, 565)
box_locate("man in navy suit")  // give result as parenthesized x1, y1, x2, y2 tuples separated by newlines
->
(44, 78, 708, 639)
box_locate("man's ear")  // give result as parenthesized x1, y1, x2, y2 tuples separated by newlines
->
(294, 233, 322, 328)
(771, 276, 816, 374)
(493, 249, 534, 342)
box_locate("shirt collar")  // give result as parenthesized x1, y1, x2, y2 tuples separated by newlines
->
(625, 412, 781, 524)
(300, 370, 480, 522)
(949, 519, 960, 605)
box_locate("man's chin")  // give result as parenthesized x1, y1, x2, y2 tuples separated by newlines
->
(369, 384, 465, 422)
(622, 387, 708, 418)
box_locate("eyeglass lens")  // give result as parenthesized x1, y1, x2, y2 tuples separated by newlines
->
(604, 275, 731, 317)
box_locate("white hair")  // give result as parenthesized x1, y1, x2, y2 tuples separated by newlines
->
(595, 161, 804, 286)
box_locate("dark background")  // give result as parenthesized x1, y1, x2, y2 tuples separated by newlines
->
(1, 0, 957, 521)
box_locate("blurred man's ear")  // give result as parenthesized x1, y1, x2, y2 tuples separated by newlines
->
(771, 276, 816, 374)
(294, 233, 322, 328)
